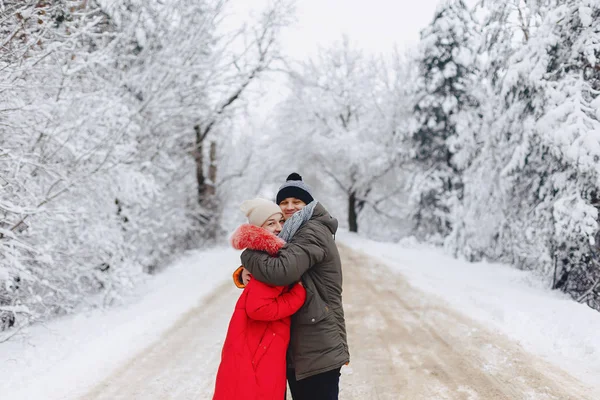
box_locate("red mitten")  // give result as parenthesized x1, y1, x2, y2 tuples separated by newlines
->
(230, 224, 285, 256)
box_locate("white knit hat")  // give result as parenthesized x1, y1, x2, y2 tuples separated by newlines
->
(240, 198, 283, 227)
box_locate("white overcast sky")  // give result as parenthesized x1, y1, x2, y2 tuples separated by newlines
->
(281, 0, 444, 58)
(226, 0, 479, 121)
(263, 0, 478, 58)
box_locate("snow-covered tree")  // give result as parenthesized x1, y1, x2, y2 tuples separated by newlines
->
(272, 39, 406, 232)
(528, 0, 600, 307)
(450, 0, 600, 309)
(409, 0, 480, 241)
(0, 0, 291, 332)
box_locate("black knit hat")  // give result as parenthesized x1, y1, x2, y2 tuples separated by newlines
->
(276, 173, 315, 205)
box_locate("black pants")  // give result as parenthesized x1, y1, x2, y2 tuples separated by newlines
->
(286, 367, 341, 400)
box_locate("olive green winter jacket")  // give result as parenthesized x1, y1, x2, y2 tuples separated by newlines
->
(241, 203, 349, 381)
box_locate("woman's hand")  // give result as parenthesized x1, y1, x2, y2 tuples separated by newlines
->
(241, 268, 252, 285)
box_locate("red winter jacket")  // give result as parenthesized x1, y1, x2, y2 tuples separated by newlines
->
(213, 225, 306, 400)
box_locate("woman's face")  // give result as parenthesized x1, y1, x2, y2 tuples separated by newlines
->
(279, 198, 306, 220)
(261, 213, 285, 235)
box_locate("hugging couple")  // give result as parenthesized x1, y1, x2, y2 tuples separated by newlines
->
(213, 173, 350, 400)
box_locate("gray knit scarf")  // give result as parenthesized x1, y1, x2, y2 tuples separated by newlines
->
(278, 201, 318, 242)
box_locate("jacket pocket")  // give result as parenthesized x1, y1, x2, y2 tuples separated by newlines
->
(295, 285, 330, 325)
(252, 328, 276, 370)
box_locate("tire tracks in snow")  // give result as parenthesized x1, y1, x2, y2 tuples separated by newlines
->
(339, 244, 596, 400)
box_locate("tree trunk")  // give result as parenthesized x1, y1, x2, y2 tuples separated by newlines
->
(205, 141, 219, 240)
(348, 191, 358, 233)
(207, 141, 217, 197)
(193, 125, 205, 205)
(193, 127, 220, 239)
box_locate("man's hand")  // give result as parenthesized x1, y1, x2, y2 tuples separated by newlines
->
(241, 267, 252, 286)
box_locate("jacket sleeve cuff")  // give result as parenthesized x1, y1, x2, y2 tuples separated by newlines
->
(232, 265, 245, 288)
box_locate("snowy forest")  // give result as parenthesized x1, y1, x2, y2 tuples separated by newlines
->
(1, 0, 599, 336)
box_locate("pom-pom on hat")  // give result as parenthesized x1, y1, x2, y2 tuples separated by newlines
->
(276, 173, 315, 205)
(240, 198, 283, 227)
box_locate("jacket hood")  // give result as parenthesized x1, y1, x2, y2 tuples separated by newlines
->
(230, 224, 285, 256)
(311, 203, 338, 235)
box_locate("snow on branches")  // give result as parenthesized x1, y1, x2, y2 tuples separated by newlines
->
(409, 0, 480, 241)
(0, 0, 289, 331)
(444, 0, 600, 309)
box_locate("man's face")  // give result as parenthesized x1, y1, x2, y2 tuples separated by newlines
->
(279, 197, 307, 220)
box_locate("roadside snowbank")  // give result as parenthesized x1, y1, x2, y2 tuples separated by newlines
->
(0, 247, 240, 400)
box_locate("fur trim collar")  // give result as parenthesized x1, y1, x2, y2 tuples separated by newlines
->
(230, 224, 285, 256)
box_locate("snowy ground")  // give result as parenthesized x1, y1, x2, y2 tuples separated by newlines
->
(1, 234, 599, 399)
(338, 231, 600, 391)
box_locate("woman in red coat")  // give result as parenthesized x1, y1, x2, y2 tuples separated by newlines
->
(213, 198, 306, 400)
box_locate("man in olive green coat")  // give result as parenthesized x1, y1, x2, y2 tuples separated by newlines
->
(241, 173, 349, 400)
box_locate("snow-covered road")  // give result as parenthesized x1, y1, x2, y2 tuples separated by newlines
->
(338, 245, 595, 399)
(80, 245, 597, 400)
(82, 279, 235, 400)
